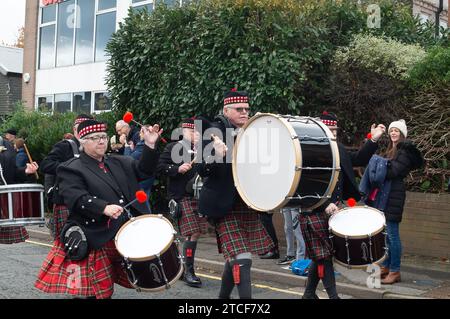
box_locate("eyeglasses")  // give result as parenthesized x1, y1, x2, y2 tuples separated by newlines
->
(227, 106, 251, 113)
(85, 135, 108, 142)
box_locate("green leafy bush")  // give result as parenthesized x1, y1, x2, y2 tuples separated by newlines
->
(408, 46, 450, 89)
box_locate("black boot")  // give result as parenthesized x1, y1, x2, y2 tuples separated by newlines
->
(218, 261, 234, 299)
(230, 259, 252, 299)
(183, 241, 202, 288)
(322, 259, 340, 299)
(302, 261, 320, 299)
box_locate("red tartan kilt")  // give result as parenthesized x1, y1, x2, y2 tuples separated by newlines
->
(35, 239, 132, 299)
(299, 211, 333, 261)
(0, 226, 29, 244)
(216, 208, 274, 260)
(178, 197, 207, 237)
(48, 205, 70, 240)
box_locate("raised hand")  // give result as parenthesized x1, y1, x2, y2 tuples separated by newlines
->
(370, 124, 386, 142)
(142, 124, 164, 148)
(211, 134, 228, 157)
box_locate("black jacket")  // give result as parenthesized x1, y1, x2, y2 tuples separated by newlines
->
(197, 115, 240, 218)
(40, 137, 80, 204)
(157, 140, 198, 200)
(57, 145, 159, 249)
(384, 141, 423, 223)
(0, 140, 28, 184)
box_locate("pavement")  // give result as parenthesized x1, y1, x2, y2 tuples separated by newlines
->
(24, 221, 450, 299)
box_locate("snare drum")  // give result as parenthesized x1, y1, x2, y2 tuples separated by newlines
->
(328, 206, 387, 268)
(0, 184, 45, 227)
(115, 214, 183, 291)
(233, 114, 340, 211)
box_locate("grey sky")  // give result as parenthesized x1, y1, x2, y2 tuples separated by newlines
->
(0, 0, 26, 45)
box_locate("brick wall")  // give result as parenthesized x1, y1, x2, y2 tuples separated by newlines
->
(0, 73, 22, 115)
(22, 0, 39, 111)
(401, 192, 450, 259)
(272, 192, 450, 259)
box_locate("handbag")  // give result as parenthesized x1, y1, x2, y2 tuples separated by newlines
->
(60, 221, 89, 261)
(168, 199, 182, 219)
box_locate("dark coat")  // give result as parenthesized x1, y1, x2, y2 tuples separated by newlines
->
(157, 140, 198, 200)
(40, 137, 80, 204)
(197, 115, 239, 218)
(335, 141, 379, 202)
(384, 141, 423, 223)
(0, 140, 28, 184)
(56, 145, 159, 249)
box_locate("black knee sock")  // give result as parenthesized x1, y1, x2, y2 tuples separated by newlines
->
(322, 259, 339, 299)
(230, 259, 252, 299)
(303, 261, 320, 298)
(218, 261, 234, 299)
(183, 240, 197, 266)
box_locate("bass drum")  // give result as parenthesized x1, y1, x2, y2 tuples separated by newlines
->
(233, 113, 340, 212)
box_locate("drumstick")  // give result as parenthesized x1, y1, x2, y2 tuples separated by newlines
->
(23, 143, 39, 179)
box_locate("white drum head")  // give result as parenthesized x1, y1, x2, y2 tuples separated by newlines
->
(233, 114, 300, 211)
(329, 207, 385, 237)
(115, 215, 174, 259)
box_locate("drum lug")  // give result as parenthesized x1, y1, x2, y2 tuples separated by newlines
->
(345, 236, 351, 266)
(156, 254, 171, 290)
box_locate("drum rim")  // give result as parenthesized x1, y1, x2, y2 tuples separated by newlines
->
(127, 247, 184, 292)
(115, 214, 175, 262)
(329, 206, 386, 239)
(333, 254, 387, 269)
(0, 183, 45, 192)
(232, 113, 302, 212)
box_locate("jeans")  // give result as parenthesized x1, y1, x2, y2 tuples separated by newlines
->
(382, 221, 402, 272)
(282, 207, 306, 260)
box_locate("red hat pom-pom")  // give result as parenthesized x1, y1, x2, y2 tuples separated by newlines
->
(231, 87, 237, 92)
(347, 198, 356, 207)
(366, 133, 372, 140)
(123, 111, 133, 123)
(135, 190, 148, 203)
(323, 111, 329, 115)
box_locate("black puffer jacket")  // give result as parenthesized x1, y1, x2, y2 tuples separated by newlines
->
(384, 141, 424, 223)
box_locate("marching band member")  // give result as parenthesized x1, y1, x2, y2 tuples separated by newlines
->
(299, 112, 385, 299)
(0, 136, 39, 244)
(35, 120, 162, 299)
(157, 117, 207, 288)
(197, 88, 274, 299)
(40, 114, 93, 239)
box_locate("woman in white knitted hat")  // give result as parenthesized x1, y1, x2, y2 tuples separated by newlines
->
(380, 119, 424, 284)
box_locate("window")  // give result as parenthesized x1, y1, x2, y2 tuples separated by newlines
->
(131, 0, 154, 13)
(36, 96, 54, 113)
(41, 5, 56, 24)
(98, 0, 117, 11)
(39, 25, 56, 69)
(56, 0, 76, 67)
(94, 92, 112, 112)
(75, 0, 95, 64)
(73, 92, 92, 113)
(95, 2, 117, 62)
(54, 93, 72, 113)
(38, 4, 57, 69)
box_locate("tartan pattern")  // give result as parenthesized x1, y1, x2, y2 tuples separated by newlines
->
(178, 197, 207, 237)
(0, 226, 29, 244)
(215, 205, 274, 260)
(299, 211, 333, 261)
(35, 239, 132, 299)
(47, 205, 70, 240)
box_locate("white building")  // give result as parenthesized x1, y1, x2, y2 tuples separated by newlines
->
(23, 0, 185, 114)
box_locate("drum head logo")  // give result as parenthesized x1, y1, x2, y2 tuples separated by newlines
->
(361, 242, 369, 262)
(150, 264, 162, 283)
